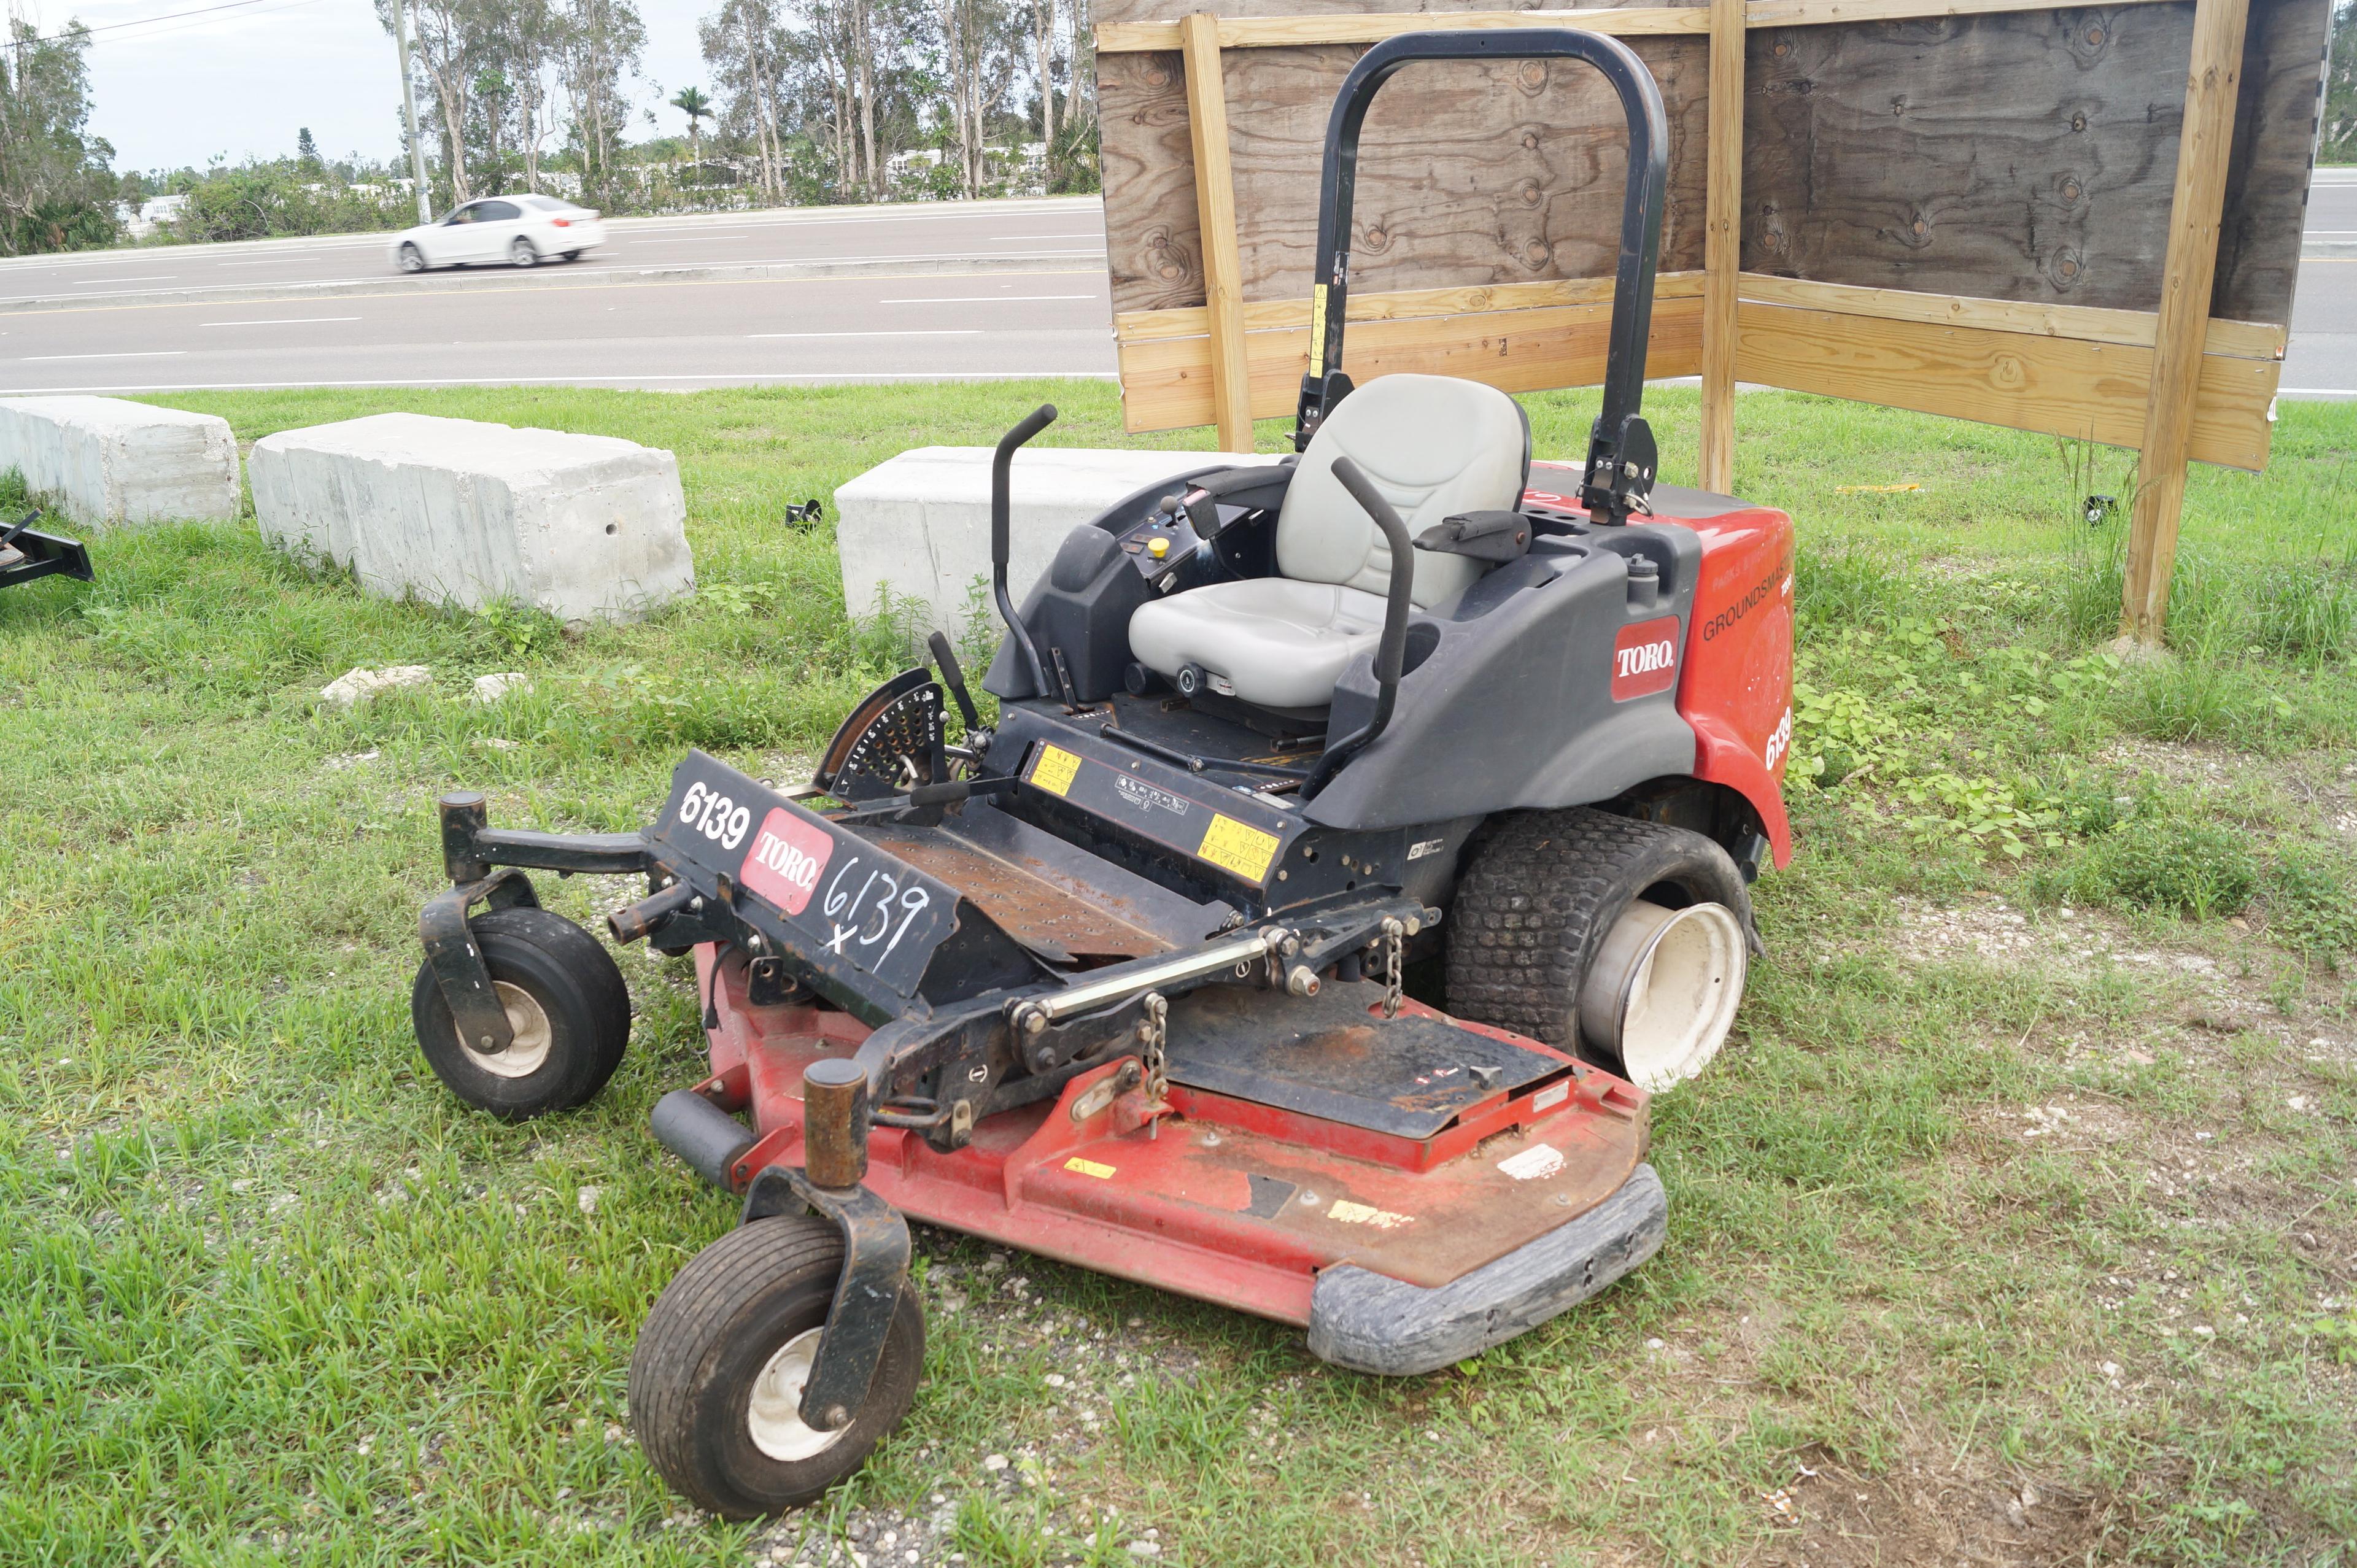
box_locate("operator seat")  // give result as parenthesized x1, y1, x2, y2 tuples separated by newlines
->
(1128, 373, 1530, 710)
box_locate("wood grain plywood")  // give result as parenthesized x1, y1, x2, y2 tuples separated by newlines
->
(1119, 293, 1705, 430)
(1733, 300, 2278, 469)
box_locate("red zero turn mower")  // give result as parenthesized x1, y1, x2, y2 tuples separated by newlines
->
(410, 29, 1794, 1517)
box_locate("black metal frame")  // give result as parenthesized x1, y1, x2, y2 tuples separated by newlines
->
(424, 790, 653, 1055)
(1291, 28, 1669, 524)
(741, 1165, 912, 1431)
(0, 512, 94, 590)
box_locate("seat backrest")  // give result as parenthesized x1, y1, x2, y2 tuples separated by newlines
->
(1277, 373, 1530, 607)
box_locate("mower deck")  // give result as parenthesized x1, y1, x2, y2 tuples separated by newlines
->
(693, 949, 1652, 1326)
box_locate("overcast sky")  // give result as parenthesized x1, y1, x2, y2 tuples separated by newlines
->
(52, 0, 711, 174)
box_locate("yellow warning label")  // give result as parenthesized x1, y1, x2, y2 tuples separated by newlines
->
(1197, 814, 1280, 882)
(1064, 1157, 1116, 1180)
(1029, 744, 1082, 797)
(1308, 285, 1328, 377)
(1329, 1199, 1414, 1230)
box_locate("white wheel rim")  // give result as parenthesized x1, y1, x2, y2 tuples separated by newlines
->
(746, 1328, 847, 1461)
(1577, 900, 1747, 1093)
(455, 979, 554, 1078)
(400, 247, 421, 271)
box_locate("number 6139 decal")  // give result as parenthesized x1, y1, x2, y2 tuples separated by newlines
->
(676, 779, 751, 851)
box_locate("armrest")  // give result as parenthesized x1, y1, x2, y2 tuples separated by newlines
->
(1414, 509, 1531, 563)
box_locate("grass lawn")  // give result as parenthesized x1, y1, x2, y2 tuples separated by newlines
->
(4, 380, 2355, 1567)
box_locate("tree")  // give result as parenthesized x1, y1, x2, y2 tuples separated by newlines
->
(670, 85, 712, 168)
(0, 18, 118, 255)
(296, 126, 322, 171)
(559, 0, 648, 204)
(2328, 0, 2357, 162)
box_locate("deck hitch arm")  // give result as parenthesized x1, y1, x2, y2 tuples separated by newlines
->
(740, 1059, 912, 1432)
(428, 791, 656, 1052)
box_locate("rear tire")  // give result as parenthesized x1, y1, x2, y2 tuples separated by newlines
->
(1446, 808, 1752, 1089)
(562, 248, 583, 261)
(409, 906, 629, 1118)
(630, 1216, 924, 1518)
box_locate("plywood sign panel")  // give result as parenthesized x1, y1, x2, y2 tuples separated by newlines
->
(1101, 4, 1711, 316)
(1742, 0, 2326, 326)
(1100, 0, 2322, 325)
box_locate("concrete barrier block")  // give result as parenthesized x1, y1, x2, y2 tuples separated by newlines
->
(834, 446, 1283, 638)
(0, 395, 239, 528)
(250, 413, 694, 624)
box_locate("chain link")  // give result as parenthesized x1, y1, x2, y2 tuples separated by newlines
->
(1379, 917, 1404, 1019)
(1139, 991, 1169, 1103)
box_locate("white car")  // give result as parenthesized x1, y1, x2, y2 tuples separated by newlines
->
(389, 195, 606, 272)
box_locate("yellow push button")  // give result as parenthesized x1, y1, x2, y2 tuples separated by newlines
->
(1147, 536, 1171, 559)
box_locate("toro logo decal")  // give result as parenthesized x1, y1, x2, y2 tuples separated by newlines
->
(740, 808, 834, 916)
(1611, 616, 1682, 701)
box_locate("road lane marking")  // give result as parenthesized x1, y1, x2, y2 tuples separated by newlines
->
(61, 274, 178, 284)
(0, 266, 1099, 318)
(625, 236, 753, 243)
(24, 350, 188, 360)
(746, 329, 985, 338)
(0, 371, 1121, 393)
(881, 293, 1097, 303)
(987, 234, 1102, 241)
(199, 315, 362, 326)
(0, 250, 1109, 306)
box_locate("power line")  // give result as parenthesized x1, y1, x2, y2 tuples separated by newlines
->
(0, 0, 284, 52)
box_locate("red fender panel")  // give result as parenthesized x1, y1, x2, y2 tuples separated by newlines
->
(1648, 501, 1795, 869)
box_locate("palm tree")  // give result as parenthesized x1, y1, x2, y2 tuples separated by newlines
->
(670, 87, 713, 177)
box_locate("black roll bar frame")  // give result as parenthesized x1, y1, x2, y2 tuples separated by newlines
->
(1290, 29, 1668, 524)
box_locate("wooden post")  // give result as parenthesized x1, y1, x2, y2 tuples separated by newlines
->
(1182, 12, 1256, 452)
(1697, 0, 1744, 494)
(2121, 0, 2251, 646)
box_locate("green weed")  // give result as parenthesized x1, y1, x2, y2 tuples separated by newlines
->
(2067, 812, 2262, 920)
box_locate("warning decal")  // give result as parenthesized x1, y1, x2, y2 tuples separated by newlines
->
(1029, 744, 1082, 797)
(1197, 813, 1280, 882)
(1308, 285, 1328, 377)
(1328, 1199, 1414, 1230)
(1064, 1157, 1116, 1180)
(1497, 1143, 1566, 1181)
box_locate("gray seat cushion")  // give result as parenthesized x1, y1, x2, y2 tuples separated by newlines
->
(1127, 579, 1390, 710)
(1128, 374, 1528, 709)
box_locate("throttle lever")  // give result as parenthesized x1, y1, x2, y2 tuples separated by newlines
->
(926, 631, 983, 732)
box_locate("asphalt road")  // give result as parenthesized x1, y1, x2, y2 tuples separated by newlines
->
(0, 182, 2348, 399)
(0, 199, 1117, 394)
(2281, 172, 2357, 396)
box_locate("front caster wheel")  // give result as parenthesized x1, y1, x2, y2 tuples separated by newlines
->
(409, 906, 629, 1118)
(629, 1215, 924, 1518)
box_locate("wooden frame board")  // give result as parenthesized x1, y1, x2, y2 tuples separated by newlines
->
(1094, 0, 2328, 636)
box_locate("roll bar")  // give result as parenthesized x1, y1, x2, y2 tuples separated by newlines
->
(1291, 29, 1668, 525)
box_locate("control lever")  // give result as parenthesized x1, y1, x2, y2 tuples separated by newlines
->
(926, 631, 984, 732)
(991, 404, 1058, 697)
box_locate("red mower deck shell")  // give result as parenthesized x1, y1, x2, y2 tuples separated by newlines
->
(690, 948, 1653, 1324)
(1525, 463, 1797, 868)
